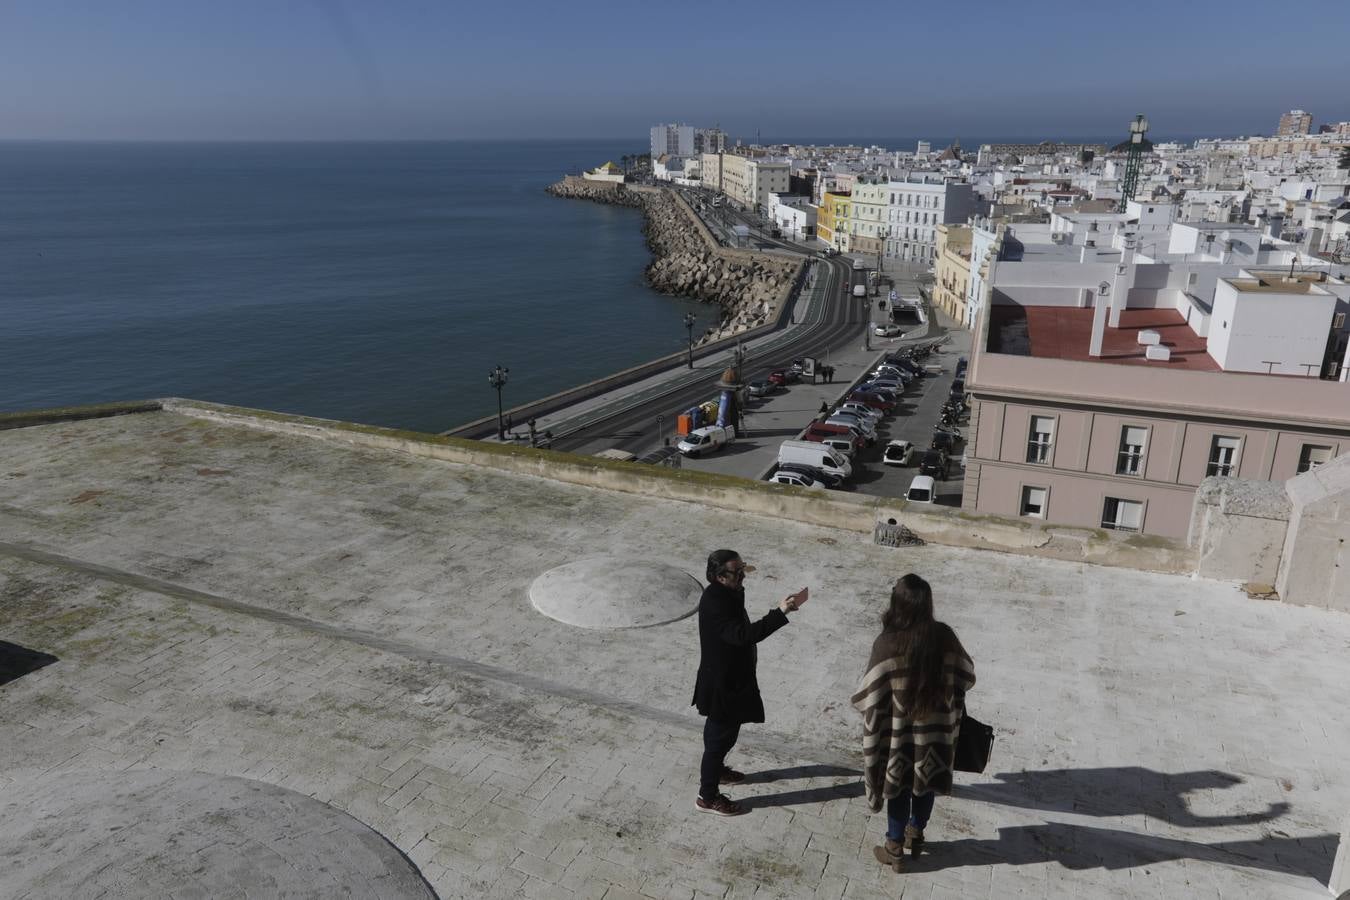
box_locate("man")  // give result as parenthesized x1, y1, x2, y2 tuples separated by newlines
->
(692, 549, 808, 816)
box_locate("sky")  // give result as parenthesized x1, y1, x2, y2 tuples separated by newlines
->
(3, 0, 1350, 143)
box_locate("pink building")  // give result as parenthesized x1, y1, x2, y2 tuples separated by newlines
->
(963, 269, 1350, 538)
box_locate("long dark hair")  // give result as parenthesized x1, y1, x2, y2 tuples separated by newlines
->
(882, 573, 950, 717)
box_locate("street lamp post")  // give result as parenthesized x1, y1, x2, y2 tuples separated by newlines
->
(488, 365, 509, 440)
(683, 312, 697, 369)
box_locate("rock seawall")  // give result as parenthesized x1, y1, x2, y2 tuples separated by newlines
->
(546, 177, 801, 342)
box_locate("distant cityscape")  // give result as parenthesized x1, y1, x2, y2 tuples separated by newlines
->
(624, 109, 1350, 539)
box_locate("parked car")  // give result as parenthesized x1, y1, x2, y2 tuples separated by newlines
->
(847, 391, 897, 412)
(919, 448, 949, 480)
(747, 380, 777, 398)
(930, 431, 957, 454)
(835, 402, 883, 424)
(874, 323, 905, 338)
(802, 429, 861, 458)
(818, 420, 870, 448)
(767, 369, 789, 386)
(777, 366, 801, 383)
(872, 364, 910, 381)
(933, 427, 964, 446)
(883, 440, 915, 467)
(778, 440, 852, 479)
(886, 357, 925, 377)
(776, 462, 844, 489)
(825, 412, 876, 439)
(906, 475, 937, 503)
(824, 417, 876, 445)
(955, 357, 968, 378)
(677, 424, 736, 457)
(771, 470, 825, 490)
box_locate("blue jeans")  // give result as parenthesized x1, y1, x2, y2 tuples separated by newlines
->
(886, 790, 936, 841)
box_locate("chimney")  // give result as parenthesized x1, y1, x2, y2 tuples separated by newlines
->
(1108, 242, 1136, 328)
(1089, 283, 1110, 356)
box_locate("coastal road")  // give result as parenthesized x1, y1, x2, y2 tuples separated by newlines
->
(547, 255, 868, 457)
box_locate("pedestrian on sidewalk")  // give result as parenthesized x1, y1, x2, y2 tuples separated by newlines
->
(851, 574, 975, 872)
(692, 549, 807, 817)
(817, 401, 830, 420)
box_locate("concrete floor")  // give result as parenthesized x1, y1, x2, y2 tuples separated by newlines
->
(2, 408, 1346, 899)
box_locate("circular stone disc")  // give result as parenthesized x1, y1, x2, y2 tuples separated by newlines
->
(0, 769, 437, 899)
(530, 557, 702, 628)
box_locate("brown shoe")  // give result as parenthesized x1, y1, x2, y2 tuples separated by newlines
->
(695, 793, 748, 817)
(903, 825, 925, 858)
(872, 839, 904, 873)
(719, 767, 746, 785)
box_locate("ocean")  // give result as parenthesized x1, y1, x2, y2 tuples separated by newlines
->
(0, 141, 715, 432)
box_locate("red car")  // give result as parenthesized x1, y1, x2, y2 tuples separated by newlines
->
(847, 391, 896, 412)
(768, 369, 789, 386)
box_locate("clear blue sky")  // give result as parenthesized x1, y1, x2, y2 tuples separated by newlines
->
(3, 0, 1348, 142)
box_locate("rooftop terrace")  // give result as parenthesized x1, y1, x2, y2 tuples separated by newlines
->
(988, 305, 1222, 371)
(1, 406, 1346, 898)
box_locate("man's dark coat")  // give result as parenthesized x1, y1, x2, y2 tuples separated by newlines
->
(692, 580, 788, 724)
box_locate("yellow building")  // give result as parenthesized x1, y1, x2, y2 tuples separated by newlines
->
(933, 224, 973, 321)
(818, 191, 851, 250)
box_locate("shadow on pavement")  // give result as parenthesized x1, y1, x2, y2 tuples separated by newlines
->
(909, 823, 1334, 883)
(739, 764, 860, 785)
(953, 768, 1292, 828)
(742, 781, 865, 810)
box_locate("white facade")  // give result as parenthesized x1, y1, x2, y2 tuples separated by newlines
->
(1208, 277, 1340, 376)
(768, 194, 816, 240)
(967, 224, 1003, 328)
(704, 154, 790, 213)
(650, 124, 695, 159)
(880, 179, 977, 264)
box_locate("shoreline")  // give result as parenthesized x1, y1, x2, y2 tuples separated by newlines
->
(545, 177, 801, 344)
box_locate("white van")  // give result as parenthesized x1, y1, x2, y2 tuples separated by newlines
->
(778, 440, 852, 480)
(678, 424, 735, 457)
(906, 475, 936, 503)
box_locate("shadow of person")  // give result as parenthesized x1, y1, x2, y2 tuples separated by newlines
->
(952, 768, 1291, 828)
(739, 764, 859, 785)
(740, 781, 864, 810)
(915, 822, 1336, 884)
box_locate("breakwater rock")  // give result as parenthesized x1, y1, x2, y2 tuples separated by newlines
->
(546, 177, 801, 343)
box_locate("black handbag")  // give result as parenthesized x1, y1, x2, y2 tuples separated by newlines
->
(953, 710, 993, 773)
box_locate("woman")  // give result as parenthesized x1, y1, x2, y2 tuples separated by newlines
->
(850, 573, 975, 872)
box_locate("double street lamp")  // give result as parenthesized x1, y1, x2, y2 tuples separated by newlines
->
(488, 365, 509, 440)
(683, 312, 697, 369)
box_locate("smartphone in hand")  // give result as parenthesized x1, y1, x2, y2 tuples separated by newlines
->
(789, 587, 809, 609)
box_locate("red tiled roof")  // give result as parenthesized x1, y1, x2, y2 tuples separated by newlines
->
(988, 305, 1221, 372)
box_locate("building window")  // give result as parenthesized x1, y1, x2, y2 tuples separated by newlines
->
(1020, 486, 1048, 519)
(1101, 497, 1143, 532)
(1297, 444, 1333, 473)
(1027, 415, 1055, 464)
(1117, 426, 1147, 476)
(1207, 435, 1240, 477)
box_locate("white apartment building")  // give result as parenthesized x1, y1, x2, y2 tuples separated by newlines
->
(701, 153, 790, 214)
(767, 193, 816, 240)
(882, 178, 977, 264)
(650, 124, 695, 159)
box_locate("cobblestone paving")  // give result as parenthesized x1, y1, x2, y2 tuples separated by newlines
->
(2, 410, 1347, 898)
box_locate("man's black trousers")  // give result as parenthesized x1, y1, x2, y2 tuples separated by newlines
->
(699, 717, 741, 799)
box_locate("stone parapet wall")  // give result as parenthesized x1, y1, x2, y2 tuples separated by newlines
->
(157, 398, 1196, 575)
(546, 177, 802, 341)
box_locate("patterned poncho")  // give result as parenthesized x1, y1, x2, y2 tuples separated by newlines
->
(849, 625, 976, 811)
